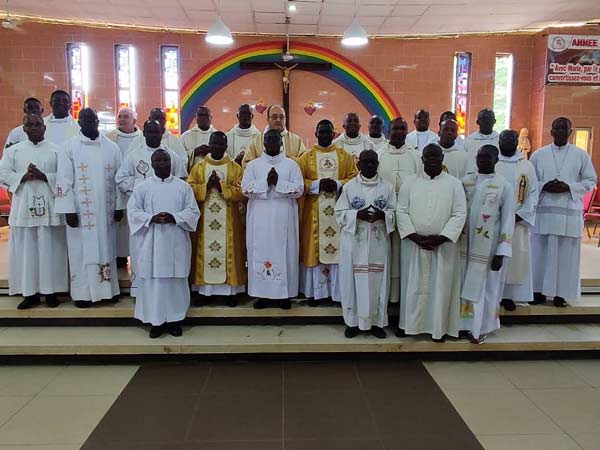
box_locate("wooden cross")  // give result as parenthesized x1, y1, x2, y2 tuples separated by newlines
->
(240, 49, 331, 131)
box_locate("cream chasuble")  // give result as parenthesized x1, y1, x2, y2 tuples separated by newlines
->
(43, 115, 80, 146)
(226, 124, 260, 158)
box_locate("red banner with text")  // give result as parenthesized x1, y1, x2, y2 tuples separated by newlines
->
(546, 35, 600, 85)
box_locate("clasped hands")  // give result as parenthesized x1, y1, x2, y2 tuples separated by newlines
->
(357, 205, 385, 223)
(21, 163, 47, 183)
(267, 167, 278, 186)
(542, 179, 570, 193)
(406, 233, 449, 251)
(206, 170, 222, 192)
(150, 212, 176, 225)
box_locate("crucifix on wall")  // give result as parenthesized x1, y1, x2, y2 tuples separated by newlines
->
(240, 53, 332, 130)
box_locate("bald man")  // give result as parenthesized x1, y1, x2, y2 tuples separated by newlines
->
(106, 107, 141, 156)
(406, 109, 438, 152)
(226, 104, 260, 163)
(243, 105, 306, 167)
(181, 106, 217, 169)
(333, 112, 373, 162)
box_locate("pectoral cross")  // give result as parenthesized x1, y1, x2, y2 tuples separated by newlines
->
(240, 45, 332, 130)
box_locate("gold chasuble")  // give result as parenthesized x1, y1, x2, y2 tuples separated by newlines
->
(297, 145, 358, 267)
(187, 155, 247, 287)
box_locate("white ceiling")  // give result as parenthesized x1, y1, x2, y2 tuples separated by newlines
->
(5, 0, 600, 36)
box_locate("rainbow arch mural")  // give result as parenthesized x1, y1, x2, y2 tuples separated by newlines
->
(180, 41, 400, 132)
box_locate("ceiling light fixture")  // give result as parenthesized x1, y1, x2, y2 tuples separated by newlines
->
(341, 0, 368, 47)
(288, 2, 296, 12)
(205, 1, 233, 45)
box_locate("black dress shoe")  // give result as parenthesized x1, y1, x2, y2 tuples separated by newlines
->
(45, 294, 60, 308)
(431, 336, 447, 343)
(344, 326, 359, 338)
(395, 328, 406, 338)
(553, 296, 568, 307)
(529, 292, 546, 305)
(279, 299, 292, 310)
(17, 295, 40, 310)
(226, 297, 238, 308)
(74, 300, 93, 308)
(501, 298, 517, 311)
(253, 298, 270, 309)
(167, 323, 183, 337)
(116, 257, 128, 268)
(307, 298, 319, 307)
(149, 325, 163, 339)
(194, 295, 210, 307)
(104, 295, 120, 304)
(371, 326, 387, 339)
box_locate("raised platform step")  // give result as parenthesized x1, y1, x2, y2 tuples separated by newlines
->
(1, 323, 600, 356)
(2, 295, 600, 320)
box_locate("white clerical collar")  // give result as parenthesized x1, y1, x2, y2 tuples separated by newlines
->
(438, 141, 459, 152)
(499, 152, 523, 162)
(231, 124, 259, 136)
(416, 130, 433, 135)
(261, 150, 285, 164)
(115, 128, 140, 138)
(551, 143, 569, 152)
(359, 173, 380, 185)
(387, 142, 408, 154)
(190, 124, 216, 134)
(152, 174, 173, 183)
(146, 145, 163, 153)
(421, 170, 444, 180)
(27, 139, 45, 147)
(46, 114, 75, 123)
(338, 132, 365, 144)
(477, 172, 495, 179)
(474, 130, 499, 140)
(79, 131, 101, 145)
(368, 135, 386, 144)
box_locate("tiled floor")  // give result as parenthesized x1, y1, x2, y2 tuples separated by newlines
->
(425, 360, 600, 450)
(1, 360, 599, 449)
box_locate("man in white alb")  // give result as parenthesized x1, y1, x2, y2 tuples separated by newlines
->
(438, 119, 469, 179)
(366, 115, 388, 156)
(530, 117, 597, 307)
(378, 117, 421, 303)
(181, 106, 217, 170)
(43, 90, 80, 146)
(128, 149, 200, 338)
(406, 109, 438, 152)
(0, 114, 68, 309)
(495, 129, 538, 310)
(226, 104, 260, 164)
(396, 143, 467, 341)
(106, 107, 142, 266)
(55, 108, 126, 308)
(333, 112, 373, 163)
(4, 98, 44, 149)
(242, 129, 304, 309)
(464, 108, 499, 172)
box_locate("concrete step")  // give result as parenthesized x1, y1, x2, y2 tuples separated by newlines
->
(2, 295, 600, 320)
(1, 323, 600, 356)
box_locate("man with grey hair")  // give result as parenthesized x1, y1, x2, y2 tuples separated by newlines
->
(106, 107, 142, 266)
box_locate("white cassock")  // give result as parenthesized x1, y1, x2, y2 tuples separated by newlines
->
(460, 173, 515, 339)
(366, 135, 388, 157)
(130, 131, 187, 168)
(4, 125, 27, 149)
(406, 130, 439, 152)
(464, 131, 499, 173)
(440, 142, 470, 179)
(105, 127, 142, 258)
(335, 175, 396, 330)
(226, 124, 260, 159)
(378, 143, 422, 303)
(396, 172, 467, 339)
(128, 175, 200, 326)
(333, 133, 374, 159)
(181, 124, 217, 168)
(496, 152, 538, 302)
(115, 144, 188, 294)
(0, 139, 68, 296)
(242, 151, 304, 300)
(530, 144, 597, 299)
(55, 132, 127, 302)
(43, 115, 80, 146)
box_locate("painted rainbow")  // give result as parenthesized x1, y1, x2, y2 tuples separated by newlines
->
(180, 41, 400, 132)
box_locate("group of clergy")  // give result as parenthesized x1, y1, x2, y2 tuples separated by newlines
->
(1, 89, 596, 342)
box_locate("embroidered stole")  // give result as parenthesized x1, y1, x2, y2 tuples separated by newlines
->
(461, 174, 505, 302)
(316, 150, 340, 265)
(202, 162, 228, 284)
(506, 162, 530, 285)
